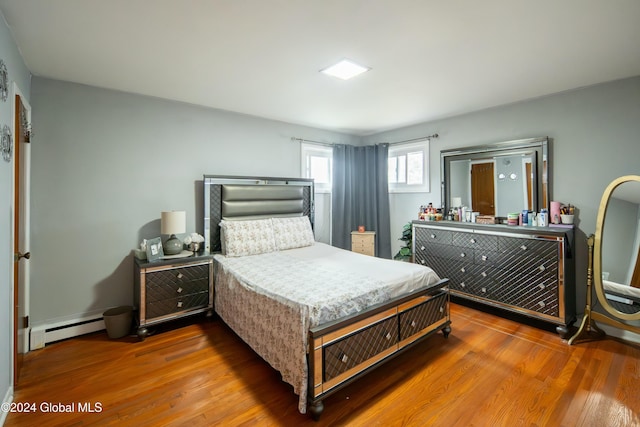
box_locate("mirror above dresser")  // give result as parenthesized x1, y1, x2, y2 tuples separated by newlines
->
(441, 137, 550, 219)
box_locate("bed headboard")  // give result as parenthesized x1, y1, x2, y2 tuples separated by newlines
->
(203, 175, 314, 253)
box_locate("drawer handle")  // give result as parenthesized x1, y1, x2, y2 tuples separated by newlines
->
(176, 287, 183, 294)
(177, 272, 184, 280)
(481, 255, 488, 261)
(460, 282, 466, 288)
(340, 353, 349, 363)
(539, 284, 545, 290)
(385, 332, 392, 341)
(177, 301, 183, 308)
(420, 246, 426, 251)
(539, 265, 546, 271)
(421, 259, 426, 265)
(430, 234, 436, 239)
(481, 287, 487, 293)
(481, 271, 487, 277)
(460, 267, 466, 273)
(439, 307, 444, 313)
(410, 320, 417, 328)
(460, 252, 466, 258)
(470, 238, 476, 244)
(538, 301, 546, 308)
(520, 245, 528, 251)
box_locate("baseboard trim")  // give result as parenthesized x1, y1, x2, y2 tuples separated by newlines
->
(30, 315, 106, 350)
(1, 385, 13, 426)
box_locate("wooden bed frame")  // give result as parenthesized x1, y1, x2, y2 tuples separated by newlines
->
(203, 175, 451, 420)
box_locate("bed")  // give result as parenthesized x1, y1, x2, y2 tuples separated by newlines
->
(603, 279, 640, 314)
(204, 175, 451, 419)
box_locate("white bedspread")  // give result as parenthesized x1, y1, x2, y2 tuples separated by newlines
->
(213, 242, 440, 413)
(603, 279, 640, 301)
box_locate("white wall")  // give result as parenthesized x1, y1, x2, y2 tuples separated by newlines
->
(0, 10, 31, 421)
(365, 76, 640, 318)
(29, 77, 359, 326)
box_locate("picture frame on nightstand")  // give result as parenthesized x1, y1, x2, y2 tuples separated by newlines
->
(145, 237, 164, 262)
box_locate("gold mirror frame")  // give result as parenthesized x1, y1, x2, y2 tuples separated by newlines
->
(593, 175, 640, 321)
(569, 175, 640, 344)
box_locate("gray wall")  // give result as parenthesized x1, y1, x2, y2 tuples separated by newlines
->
(0, 11, 31, 415)
(29, 77, 359, 325)
(365, 76, 640, 323)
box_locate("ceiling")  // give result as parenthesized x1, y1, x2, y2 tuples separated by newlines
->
(1, 1, 639, 136)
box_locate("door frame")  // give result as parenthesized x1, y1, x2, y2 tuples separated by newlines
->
(11, 82, 31, 386)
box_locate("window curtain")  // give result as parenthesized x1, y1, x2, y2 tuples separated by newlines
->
(331, 144, 391, 258)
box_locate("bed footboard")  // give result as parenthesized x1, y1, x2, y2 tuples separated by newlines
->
(308, 279, 450, 420)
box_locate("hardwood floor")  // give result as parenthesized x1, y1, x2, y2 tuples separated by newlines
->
(5, 303, 640, 427)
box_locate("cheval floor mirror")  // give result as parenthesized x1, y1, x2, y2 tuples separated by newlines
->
(570, 175, 640, 344)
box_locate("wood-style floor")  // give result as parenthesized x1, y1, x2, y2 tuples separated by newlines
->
(5, 303, 640, 427)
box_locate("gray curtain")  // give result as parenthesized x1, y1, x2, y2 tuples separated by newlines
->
(332, 144, 391, 258)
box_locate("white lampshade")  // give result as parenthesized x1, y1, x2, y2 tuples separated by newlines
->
(161, 211, 186, 235)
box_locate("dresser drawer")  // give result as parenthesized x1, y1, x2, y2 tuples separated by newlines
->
(452, 232, 498, 250)
(416, 241, 473, 262)
(498, 236, 559, 260)
(145, 277, 209, 302)
(414, 226, 453, 245)
(146, 291, 210, 319)
(145, 264, 210, 302)
(324, 316, 398, 381)
(399, 292, 448, 341)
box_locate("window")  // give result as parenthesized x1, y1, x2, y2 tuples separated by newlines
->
(301, 143, 332, 193)
(388, 140, 429, 192)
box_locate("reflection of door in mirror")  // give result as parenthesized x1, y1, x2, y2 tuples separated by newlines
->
(471, 162, 495, 215)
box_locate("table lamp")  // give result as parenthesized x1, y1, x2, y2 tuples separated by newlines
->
(161, 210, 186, 255)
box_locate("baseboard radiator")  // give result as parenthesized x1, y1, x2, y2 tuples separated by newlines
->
(30, 315, 106, 350)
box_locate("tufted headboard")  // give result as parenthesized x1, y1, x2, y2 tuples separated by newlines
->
(203, 175, 314, 253)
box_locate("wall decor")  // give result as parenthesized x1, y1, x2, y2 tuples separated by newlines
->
(1, 124, 12, 162)
(0, 59, 8, 102)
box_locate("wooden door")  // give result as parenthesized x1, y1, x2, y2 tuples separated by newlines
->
(471, 162, 495, 215)
(13, 94, 30, 385)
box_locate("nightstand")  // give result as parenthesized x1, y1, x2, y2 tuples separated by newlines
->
(134, 255, 214, 340)
(351, 231, 376, 256)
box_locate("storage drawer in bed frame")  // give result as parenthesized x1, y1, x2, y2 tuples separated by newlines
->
(308, 282, 450, 409)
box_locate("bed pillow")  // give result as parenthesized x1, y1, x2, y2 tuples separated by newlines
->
(219, 219, 277, 257)
(271, 216, 315, 250)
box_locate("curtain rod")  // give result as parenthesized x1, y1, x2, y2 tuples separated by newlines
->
(290, 137, 335, 147)
(292, 133, 438, 147)
(383, 133, 439, 146)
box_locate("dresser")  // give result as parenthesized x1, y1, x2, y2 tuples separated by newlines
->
(351, 231, 376, 256)
(134, 255, 214, 340)
(412, 221, 575, 337)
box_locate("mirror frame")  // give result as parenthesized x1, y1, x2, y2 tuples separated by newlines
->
(593, 174, 640, 321)
(440, 137, 550, 218)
